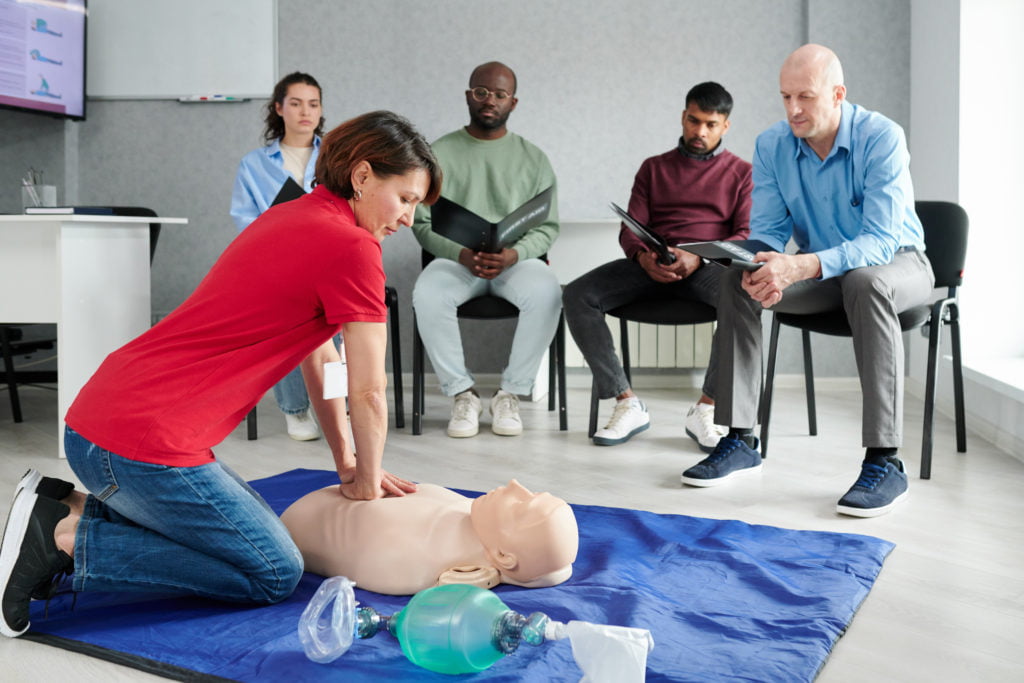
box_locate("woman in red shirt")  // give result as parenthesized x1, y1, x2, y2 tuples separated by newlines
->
(1, 111, 441, 638)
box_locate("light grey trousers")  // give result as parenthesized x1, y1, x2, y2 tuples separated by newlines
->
(713, 249, 934, 447)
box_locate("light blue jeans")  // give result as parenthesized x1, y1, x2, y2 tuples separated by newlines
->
(63, 426, 303, 604)
(412, 258, 562, 397)
(272, 333, 342, 414)
(273, 365, 309, 415)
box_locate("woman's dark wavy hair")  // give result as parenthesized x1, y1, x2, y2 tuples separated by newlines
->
(315, 110, 442, 205)
(262, 72, 325, 143)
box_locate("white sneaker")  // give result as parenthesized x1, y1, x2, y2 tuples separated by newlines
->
(285, 408, 320, 441)
(489, 390, 523, 436)
(593, 398, 650, 446)
(448, 390, 482, 438)
(685, 403, 728, 453)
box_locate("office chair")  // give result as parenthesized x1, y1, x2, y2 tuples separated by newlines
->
(759, 200, 969, 479)
(588, 297, 718, 437)
(1, 207, 161, 423)
(245, 285, 405, 439)
(411, 252, 567, 435)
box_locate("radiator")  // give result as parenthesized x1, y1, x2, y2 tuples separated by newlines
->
(565, 319, 715, 370)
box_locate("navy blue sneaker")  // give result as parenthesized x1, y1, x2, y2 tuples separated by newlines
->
(836, 459, 908, 517)
(681, 436, 762, 487)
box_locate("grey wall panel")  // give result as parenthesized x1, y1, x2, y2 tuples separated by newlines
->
(5, 0, 915, 381)
(0, 108, 66, 214)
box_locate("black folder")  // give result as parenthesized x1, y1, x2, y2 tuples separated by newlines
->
(272, 177, 306, 206)
(678, 240, 775, 271)
(431, 186, 553, 253)
(609, 202, 676, 265)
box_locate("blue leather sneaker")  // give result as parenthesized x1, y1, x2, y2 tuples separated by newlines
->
(681, 435, 762, 487)
(836, 459, 908, 517)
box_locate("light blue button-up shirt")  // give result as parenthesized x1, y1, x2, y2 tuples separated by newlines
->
(230, 136, 321, 232)
(749, 100, 924, 279)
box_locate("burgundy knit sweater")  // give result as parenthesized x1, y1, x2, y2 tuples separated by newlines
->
(620, 144, 753, 259)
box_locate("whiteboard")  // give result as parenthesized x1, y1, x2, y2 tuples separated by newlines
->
(86, 0, 277, 99)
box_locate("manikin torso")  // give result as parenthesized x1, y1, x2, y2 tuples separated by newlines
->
(282, 484, 497, 595)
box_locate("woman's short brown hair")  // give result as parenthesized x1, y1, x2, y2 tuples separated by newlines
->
(315, 111, 442, 205)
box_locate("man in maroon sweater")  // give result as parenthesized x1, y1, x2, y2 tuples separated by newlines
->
(563, 82, 752, 448)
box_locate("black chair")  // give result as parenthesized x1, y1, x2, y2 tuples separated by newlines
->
(1, 207, 161, 423)
(759, 200, 968, 479)
(245, 284, 405, 439)
(588, 298, 718, 437)
(411, 253, 567, 435)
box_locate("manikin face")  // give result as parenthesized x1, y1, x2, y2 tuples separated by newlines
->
(275, 82, 321, 142)
(470, 479, 579, 586)
(350, 162, 430, 241)
(681, 103, 730, 155)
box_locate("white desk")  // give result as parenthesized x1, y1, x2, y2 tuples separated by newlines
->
(0, 214, 187, 456)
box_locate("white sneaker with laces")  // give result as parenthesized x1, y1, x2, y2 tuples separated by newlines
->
(489, 390, 523, 436)
(684, 403, 728, 453)
(593, 398, 650, 446)
(285, 408, 320, 441)
(447, 390, 482, 438)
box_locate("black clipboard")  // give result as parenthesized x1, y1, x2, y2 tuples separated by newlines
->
(609, 202, 676, 265)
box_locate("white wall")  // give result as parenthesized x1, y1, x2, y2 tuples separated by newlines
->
(959, 0, 1024, 361)
(909, 0, 1024, 459)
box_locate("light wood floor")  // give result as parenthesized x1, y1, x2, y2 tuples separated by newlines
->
(1, 375, 1022, 682)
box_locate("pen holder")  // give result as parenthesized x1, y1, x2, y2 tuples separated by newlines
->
(21, 184, 57, 210)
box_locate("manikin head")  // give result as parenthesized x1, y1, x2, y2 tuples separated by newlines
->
(469, 479, 579, 587)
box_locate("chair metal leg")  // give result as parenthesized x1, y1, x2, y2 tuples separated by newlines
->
(386, 288, 404, 429)
(246, 407, 257, 440)
(802, 330, 817, 436)
(949, 305, 966, 453)
(1, 327, 24, 423)
(556, 313, 567, 430)
(548, 339, 556, 412)
(759, 315, 782, 459)
(412, 316, 424, 435)
(619, 318, 632, 385)
(920, 304, 945, 480)
(588, 376, 600, 438)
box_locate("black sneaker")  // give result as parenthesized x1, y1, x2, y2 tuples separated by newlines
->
(15, 469, 75, 502)
(836, 459, 908, 517)
(1, 491, 74, 637)
(681, 435, 762, 487)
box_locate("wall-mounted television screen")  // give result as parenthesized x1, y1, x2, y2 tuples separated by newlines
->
(0, 0, 87, 120)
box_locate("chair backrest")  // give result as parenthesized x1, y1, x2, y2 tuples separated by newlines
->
(105, 206, 160, 264)
(916, 200, 968, 289)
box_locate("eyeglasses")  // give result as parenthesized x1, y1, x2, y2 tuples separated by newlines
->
(468, 86, 513, 102)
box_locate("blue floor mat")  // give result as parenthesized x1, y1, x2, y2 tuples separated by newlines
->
(26, 468, 894, 681)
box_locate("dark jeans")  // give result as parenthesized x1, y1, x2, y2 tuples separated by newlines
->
(562, 258, 721, 400)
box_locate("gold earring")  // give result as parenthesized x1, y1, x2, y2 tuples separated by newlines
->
(354, 189, 363, 201)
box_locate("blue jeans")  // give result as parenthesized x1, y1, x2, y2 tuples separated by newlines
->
(63, 426, 303, 604)
(273, 334, 342, 414)
(272, 365, 309, 415)
(412, 258, 562, 397)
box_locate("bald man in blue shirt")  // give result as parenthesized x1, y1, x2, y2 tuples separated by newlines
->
(681, 44, 935, 518)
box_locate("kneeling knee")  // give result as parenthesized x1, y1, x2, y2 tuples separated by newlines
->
(252, 551, 304, 605)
